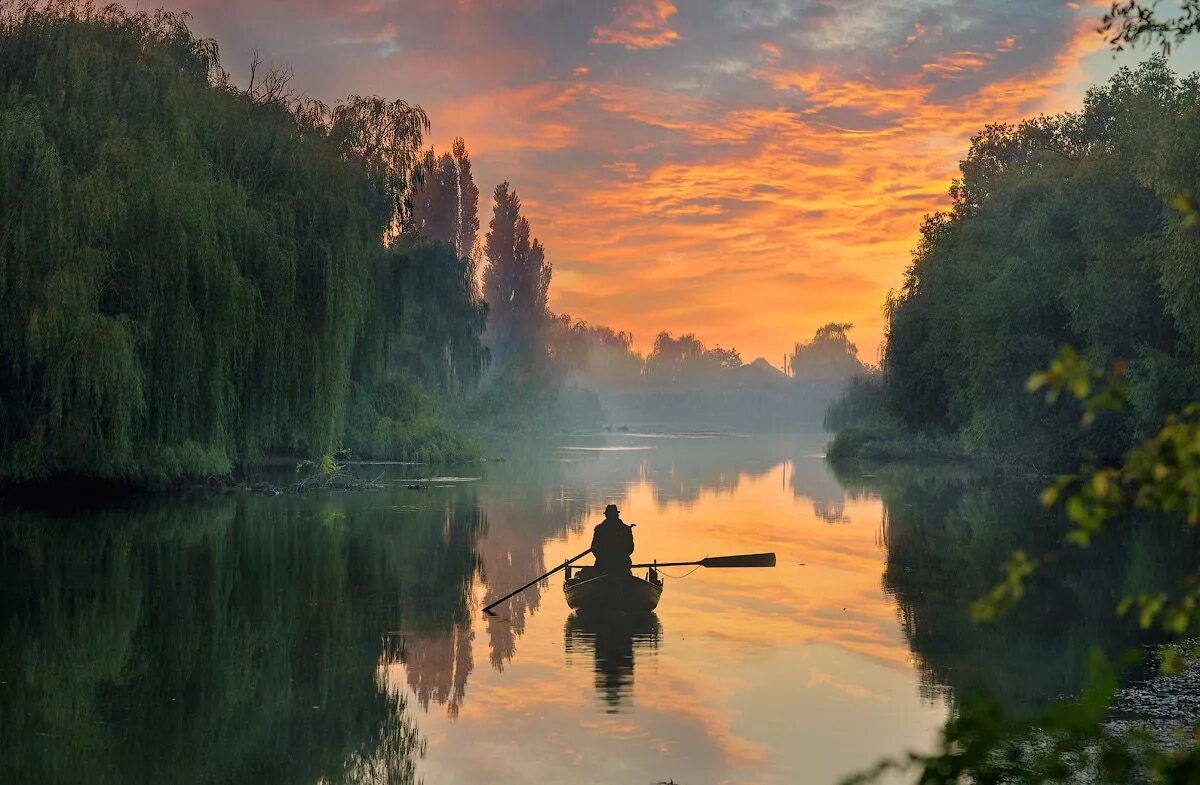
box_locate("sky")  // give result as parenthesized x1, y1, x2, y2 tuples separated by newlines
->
(169, 0, 1198, 364)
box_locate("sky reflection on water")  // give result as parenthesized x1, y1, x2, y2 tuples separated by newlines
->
(401, 433, 947, 784)
(9, 431, 1180, 784)
(1, 432, 967, 785)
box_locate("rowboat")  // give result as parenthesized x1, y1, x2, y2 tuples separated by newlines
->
(564, 568, 663, 614)
(482, 551, 773, 618)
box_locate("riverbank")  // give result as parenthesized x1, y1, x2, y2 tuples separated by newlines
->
(825, 424, 967, 464)
(824, 422, 1061, 480)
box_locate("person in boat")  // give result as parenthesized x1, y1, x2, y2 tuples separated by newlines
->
(591, 504, 634, 575)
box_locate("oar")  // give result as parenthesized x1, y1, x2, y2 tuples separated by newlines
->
(630, 552, 777, 569)
(482, 548, 592, 616)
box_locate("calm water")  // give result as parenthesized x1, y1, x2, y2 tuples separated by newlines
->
(2, 432, 1188, 784)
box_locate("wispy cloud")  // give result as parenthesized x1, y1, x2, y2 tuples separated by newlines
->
(176, 0, 1133, 361)
(590, 0, 681, 50)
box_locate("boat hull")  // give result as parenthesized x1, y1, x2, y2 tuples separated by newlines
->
(564, 571, 663, 614)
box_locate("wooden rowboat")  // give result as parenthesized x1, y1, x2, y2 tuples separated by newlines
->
(482, 551, 772, 618)
(564, 568, 663, 614)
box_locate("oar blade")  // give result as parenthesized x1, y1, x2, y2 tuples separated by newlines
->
(699, 552, 776, 568)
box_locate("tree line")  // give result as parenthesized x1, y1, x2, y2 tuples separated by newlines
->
(829, 56, 1200, 470)
(0, 2, 870, 482)
(835, 3, 1200, 778)
(0, 2, 510, 479)
(548, 318, 868, 392)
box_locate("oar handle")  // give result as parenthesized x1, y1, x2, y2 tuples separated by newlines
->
(631, 561, 696, 568)
(482, 548, 592, 616)
(630, 552, 777, 569)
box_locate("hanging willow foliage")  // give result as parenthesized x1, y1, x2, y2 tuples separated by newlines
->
(0, 1, 485, 479)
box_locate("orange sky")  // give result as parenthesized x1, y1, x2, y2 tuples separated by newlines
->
(176, 0, 1194, 363)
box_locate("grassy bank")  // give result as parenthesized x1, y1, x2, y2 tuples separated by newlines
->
(825, 425, 968, 465)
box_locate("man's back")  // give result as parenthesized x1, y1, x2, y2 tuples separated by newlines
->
(591, 517, 634, 574)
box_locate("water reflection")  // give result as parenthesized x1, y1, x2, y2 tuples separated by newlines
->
(564, 612, 662, 712)
(400, 625, 473, 717)
(20, 432, 1175, 784)
(832, 462, 1200, 713)
(0, 493, 482, 785)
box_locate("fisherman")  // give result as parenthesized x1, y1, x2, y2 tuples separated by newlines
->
(591, 503, 634, 574)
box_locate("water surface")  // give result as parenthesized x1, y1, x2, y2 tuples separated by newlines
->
(3, 432, 1183, 784)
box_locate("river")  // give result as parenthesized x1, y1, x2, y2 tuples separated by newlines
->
(2, 432, 1189, 784)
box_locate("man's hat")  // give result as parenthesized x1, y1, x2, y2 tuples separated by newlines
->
(604, 503, 620, 516)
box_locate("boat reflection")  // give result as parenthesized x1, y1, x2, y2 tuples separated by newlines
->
(564, 612, 661, 713)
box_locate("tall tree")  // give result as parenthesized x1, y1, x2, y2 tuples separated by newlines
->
(482, 182, 552, 369)
(410, 137, 480, 263)
(448, 138, 480, 262)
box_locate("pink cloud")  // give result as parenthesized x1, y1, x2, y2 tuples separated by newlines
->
(590, 0, 680, 50)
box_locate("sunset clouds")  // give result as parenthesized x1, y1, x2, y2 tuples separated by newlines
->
(175, 0, 1168, 362)
(591, 0, 681, 50)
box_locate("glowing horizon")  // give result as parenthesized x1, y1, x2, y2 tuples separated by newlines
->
(176, 0, 1192, 364)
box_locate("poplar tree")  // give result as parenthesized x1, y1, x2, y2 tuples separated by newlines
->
(482, 182, 552, 371)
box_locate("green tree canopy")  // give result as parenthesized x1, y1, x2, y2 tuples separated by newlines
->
(0, 1, 484, 479)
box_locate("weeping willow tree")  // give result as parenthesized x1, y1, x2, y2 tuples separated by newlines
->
(346, 236, 488, 462)
(0, 1, 485, 480)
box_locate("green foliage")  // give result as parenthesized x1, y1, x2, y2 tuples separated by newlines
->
(482, 181, 551, 374)
(353, 237, 488, 397)
(1103, 1, 1200, 52)
(824, 374, 889, 431)
(852, 348, 1200, 784)
(847, 14, 1200, 784)
(319, 452, 345, 478)
(860, 58, 1200, 470)
(0, 3, 484, 480)
(969, 549, 1039, 623)
(845, 653, 1163, 785)
(825, 425, 966, 464)
(345, 376, 481, 463)
(1027, 346, 1130, 428)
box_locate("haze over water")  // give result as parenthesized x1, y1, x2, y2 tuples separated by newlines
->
(411, 433, 945, 784)
(3, 432, 1163, 784)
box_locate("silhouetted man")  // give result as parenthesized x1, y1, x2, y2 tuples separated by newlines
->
(591, 504, 634, 574)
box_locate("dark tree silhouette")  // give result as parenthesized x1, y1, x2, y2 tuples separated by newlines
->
(410, 137, 480, 263)
(482, 182, 552, 371)
(789, 322, 868, 382)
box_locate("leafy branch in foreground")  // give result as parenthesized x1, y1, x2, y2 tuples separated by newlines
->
(1103, 1, 1200, 53)
(843, 653, 1164, 785)
(976, 349, 1200, 635)
(849, 348, 1200, 784)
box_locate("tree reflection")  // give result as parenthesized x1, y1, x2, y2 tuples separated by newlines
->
(831, 462, 1200, 712)
(0, 491, 482, 785)
(2, 431, 862, 781)
(397, 624, 474, 718)
(564, 612, 661, 712)
(787, 444, 866, 524)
